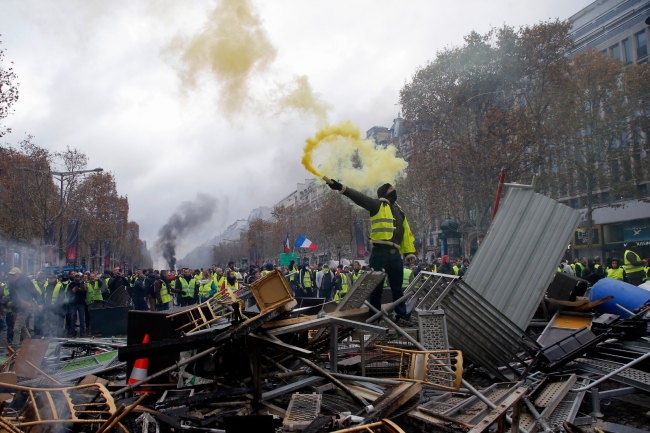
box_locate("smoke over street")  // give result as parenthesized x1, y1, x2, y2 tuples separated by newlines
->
(155, 193, 218, 269)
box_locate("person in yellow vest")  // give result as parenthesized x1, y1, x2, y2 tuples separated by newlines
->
(571, 258, 583, 278)
(261, 263, 274, 277)
(333, 266, 351, 304)
(31, 272, 47, 337)
(85, 274, 105, 334)
(452, 258, 462, 276)
(402, 264, 413, 290)
(350, 261, 364, 285)
(606, 258, 625, 281)
(198, 271, 217, 302)
(154, 270, 171, 311)
(45, 274, 68, 337)
(298, 264, 313, 298)
(219, 270, 240, 297)
(286, 261, 299, 295)
(624, 242, 646, 286)
(175, 268, 197, 307)
(327, 180, 416, 322)
(213, 268, 226, 287)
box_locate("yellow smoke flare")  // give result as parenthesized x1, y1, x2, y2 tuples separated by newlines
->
(302, 121, 408, 191)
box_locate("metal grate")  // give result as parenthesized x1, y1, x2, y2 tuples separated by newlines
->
(408, 272, 540, 381)
(368, 328, 418, 350)
(417, 309, 449, 351)
(571, 358, 650, 392)
(283, 393, 322, 431)
(334, 271, 385, 311)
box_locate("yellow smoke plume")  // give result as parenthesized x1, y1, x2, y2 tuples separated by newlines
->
(303, 121, 408, 192)
(166, 0, 276, 112)
(274, 75, 330, 126)
(166, 0, 329, 121)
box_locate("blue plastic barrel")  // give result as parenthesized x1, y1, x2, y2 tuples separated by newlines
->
(589, 278, 650, 317)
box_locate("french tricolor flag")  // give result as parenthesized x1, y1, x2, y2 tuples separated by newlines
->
(284, 233, 290, 253)
(295, 235, 317, 251)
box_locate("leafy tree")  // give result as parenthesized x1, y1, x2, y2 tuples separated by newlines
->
(0, 37, 19, 137)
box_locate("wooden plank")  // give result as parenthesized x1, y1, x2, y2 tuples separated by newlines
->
(79, 375, 110, 386)
(13, 339, 49, 379)
(261, 308, 370, 329)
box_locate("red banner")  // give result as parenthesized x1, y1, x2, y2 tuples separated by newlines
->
(66, 219, 80, 263)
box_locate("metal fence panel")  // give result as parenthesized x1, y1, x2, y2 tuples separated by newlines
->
(464, 188, 581, 329)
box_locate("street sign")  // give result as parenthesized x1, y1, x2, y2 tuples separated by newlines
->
(279, 252, 298, 266)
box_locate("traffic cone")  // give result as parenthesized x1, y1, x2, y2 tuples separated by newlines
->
(128, 334, 152, 393)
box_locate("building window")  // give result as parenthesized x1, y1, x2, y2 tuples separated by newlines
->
(601, 191, 611, 204)
(637, 183, 648, 197)
(636, 31, 648, 58)
(622, 38, 633, 63)
(610, 43, 621, 60)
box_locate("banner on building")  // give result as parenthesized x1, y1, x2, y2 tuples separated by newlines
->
(623, 218, 650, 243)
(66, 219, 80, 263)
(104, 241, 111, 268)
(354, 220, 366, 258)
(573, 225, 601, 249)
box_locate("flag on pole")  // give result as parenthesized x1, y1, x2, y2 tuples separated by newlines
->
(295, 235, 317, 251)
(284, 233, 290, 253)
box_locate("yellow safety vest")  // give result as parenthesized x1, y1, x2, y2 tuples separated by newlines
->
(557, 266, 564, 273)
(52, 282, 69, 305)
(624, 250, 644, 274)
(369, 201, 416, 254)
(213, 275, 225, 287)
(340, 273, 349, 294)
(224, 280, 239, 293)
(607, 268, 624, 281)
(32, 281, 45, 295)
(453, 265, 459, 276)
(302, 272, 312, 288)
(402, 268, 413, 289)
(178, 277, 196, 298)
(199, 281, 213, 298)
(351, 270, 364, 284)
(86, 282, 104, 304)
(261, 270, 272, 277)
(158, 281, 170, 304)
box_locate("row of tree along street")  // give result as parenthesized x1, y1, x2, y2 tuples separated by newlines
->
(0, 37, 151, 272)
(0, 138, 151, 272)
(399, 19, 650, 252)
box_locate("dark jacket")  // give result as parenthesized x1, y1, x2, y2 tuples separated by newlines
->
(8, 276, 41, 313)
(134, 275, 147, 299)
(66, 280, 87, 305)
(108, 274, 129, 294)
(145, 273, 157, 296)
(320, 270, 336, 293)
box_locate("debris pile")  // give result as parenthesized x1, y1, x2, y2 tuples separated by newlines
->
(0, 188, 649, 432)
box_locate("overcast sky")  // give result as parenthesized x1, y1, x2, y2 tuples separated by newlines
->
(0, 0, 593, 259)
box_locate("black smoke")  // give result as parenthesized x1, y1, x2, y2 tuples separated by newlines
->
(155, 193, 218, 269)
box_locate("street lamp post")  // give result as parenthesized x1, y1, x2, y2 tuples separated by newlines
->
(21, 167, 103, 268)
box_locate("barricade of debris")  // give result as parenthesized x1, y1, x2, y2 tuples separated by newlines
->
(0, 184, 649, 433)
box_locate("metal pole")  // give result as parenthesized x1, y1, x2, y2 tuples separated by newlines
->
(59, 175, 64, 265)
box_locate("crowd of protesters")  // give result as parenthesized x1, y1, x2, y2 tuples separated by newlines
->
(0, 265, 132, 351)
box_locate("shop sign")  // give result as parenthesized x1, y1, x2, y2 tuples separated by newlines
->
(623, 218, 650, 242)
(573, 225, 601, 249)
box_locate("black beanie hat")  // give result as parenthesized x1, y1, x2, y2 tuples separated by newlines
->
(377, 183, 392, 198)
